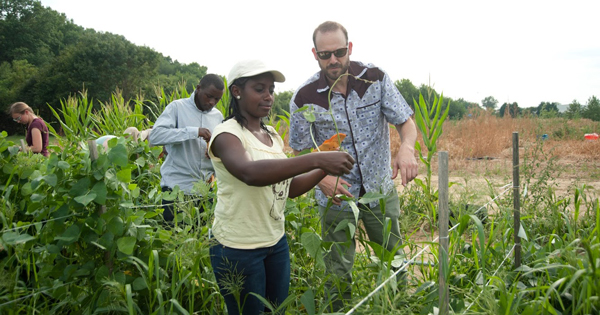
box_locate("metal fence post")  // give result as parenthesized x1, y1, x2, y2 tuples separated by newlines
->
(513, 132, 521, 269)
(438, 151, 449, 315)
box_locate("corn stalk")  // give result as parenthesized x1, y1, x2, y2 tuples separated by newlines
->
(413, 92, 450, 225)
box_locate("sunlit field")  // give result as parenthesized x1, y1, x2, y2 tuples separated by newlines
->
(1, 94, 599, 314)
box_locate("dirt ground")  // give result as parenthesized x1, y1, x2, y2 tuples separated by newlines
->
(373, 155, 600, 263)
(395, 155, 600, 201)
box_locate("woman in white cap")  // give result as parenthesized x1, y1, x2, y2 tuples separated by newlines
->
(208, 59, 355, 315)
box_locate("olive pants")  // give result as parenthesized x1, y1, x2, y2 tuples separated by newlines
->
(319, 190, 404, 311)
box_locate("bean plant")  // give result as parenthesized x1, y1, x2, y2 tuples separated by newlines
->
(1, 86, 599, 315)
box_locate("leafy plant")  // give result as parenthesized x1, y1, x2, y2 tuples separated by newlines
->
(412, 90, 451, 230)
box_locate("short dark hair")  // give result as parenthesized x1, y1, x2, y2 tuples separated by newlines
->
(312, 21, 348, 49)
(199, 73, 225, 90)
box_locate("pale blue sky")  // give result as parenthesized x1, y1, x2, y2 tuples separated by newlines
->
(41, 0, 600, 108)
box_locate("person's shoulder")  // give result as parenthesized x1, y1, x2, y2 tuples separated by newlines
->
(351, 60, 386, 81)
(208, 107, 224, 117)
(214, 118, 239, 132)
(212, 119, 245, 143)
(31, 118, 48, 128)
(166, 95, 193, 109)
(292, 71, 322, 103)
(265, 124, 278, 134)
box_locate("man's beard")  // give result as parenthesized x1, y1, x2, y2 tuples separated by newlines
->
(325, 59, 350, 82)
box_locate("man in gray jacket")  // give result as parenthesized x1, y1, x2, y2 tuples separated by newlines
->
(149, 74, 224, 223)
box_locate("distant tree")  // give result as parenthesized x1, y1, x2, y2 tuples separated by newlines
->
(0, 0, 35, 19)
(395, 78, 419, 109)
(498, 102, 520, 118)
(272, 90, 293, 117)
(0, 0, 218, 135)
(481, 96, 498, 110)
(521, 107, 536, 117)
(583, 96, 600, 122)
(28, 30, 162, 114)
(536, 101, 560, 118)
(155, 57, 208, 95)
(0, 59, 37, 105)
(566, 99, 583, 119)
(464, 100, 481, 112)
(445, 97, 467, 120)
(0, 0, 82, 66)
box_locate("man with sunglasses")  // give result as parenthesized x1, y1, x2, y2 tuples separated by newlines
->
(289, 21, 418, 310)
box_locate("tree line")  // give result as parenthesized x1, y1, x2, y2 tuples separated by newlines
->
(2, 0, 598, 136)
(1, 0, 207, 134)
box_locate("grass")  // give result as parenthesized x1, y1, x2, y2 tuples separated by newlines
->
(5, 133, 59, 146)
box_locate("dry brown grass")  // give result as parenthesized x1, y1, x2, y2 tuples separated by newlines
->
(280, 113, 600, 189)
(390, 113, 599, 175)
(391, 113, 599, 160)
(281, 113, 600, 197)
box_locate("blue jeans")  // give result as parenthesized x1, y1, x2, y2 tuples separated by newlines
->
(210, 236, 290, 315)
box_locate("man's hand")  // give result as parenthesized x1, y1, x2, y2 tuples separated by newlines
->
(198, 128, 211, 142)
(392, 144, 418, 186)
(318, 175, 353, 205)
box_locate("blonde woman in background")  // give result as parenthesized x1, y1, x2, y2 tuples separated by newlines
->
(8, 102, 49, 157)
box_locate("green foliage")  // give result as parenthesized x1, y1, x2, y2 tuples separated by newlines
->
(583, 95, 600, 122)
(566, 99, 583, 119)
(395, 79, 475, 120)
(498, 102, 521, 118)
(0, 0, 81, 66)
(481, 96, 499, 110)
(272, 90, 293, 118)
(47, 89, 97, 143)
(536, 101, 561, 118)
(0, 1, 213, 135)
(0, 127, 223, 313)
(1, 10, 600, 309)
(413, 90, 451, 229)
(155, 58, 207, 94)
(145, 81, 192, 124)
(1, 89, 600, 313)
(93, 90, 149, 136)
(395, 78, 419, 109)
(31, 30, 162, 112)
(0, 60, 37, 104)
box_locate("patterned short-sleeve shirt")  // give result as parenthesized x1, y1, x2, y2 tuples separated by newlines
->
(289, 61, 414, 210)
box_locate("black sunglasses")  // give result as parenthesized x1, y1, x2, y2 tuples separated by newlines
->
(316, 47, 348, 60)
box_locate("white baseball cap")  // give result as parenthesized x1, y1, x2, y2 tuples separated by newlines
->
(227, 59, 285, 88)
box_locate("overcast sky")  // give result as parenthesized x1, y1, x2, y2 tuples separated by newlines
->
(40, 0, 600, 108)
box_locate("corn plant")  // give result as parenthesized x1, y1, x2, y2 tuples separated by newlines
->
(413, 91, 451, 230)
(92, 89, 149, 136)
(47, 89, 97, 146)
